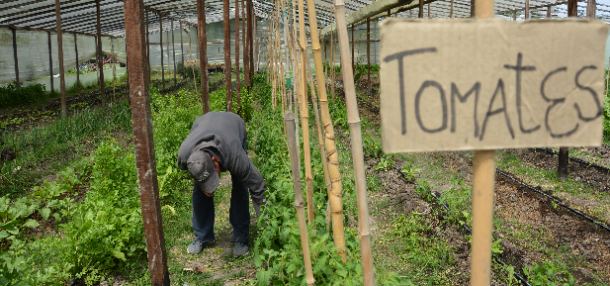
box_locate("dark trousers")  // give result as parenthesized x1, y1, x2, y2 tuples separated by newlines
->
(192, 138, 250, 244)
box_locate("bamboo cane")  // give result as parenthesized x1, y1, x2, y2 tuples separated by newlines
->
(330, 12, 335, 103)
(305, 51, 332, 228)
(236, 0, 241, 113)
(290, 1, 301, 165)
(332, 0, 374, 280)
(297, 0, 315, 226)
(285, 110, 316, 286)
(305, 0, 347, 262)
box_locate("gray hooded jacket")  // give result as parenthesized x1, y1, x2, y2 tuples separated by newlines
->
(177, 112, 267, 208)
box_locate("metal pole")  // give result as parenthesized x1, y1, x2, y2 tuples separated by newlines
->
(11, 27, 19, 88)
(224, 0, 232, 112)
(96, 0, 106, 107)
(159, 14, 165, 89)
(122, 0, 170, 284)
(197, 0, 210, 114)
(74, 33, 80, 84)
(48, 31, 54, 92)
(172, 20, 177, 85)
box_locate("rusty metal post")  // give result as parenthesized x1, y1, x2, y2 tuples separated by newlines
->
(159, 14, 165, 89)
(224, 0, 232, 112)
(96, 0, 106, 107)
(172, 20, 177, 85)
(235, 0, 241, 113)
(11, 27, 19, 88)
(180, 21, 185, 79)
(74, 33, 80, 84)
(122, 0, 170, 285)
(48, 31, 54, 92)
(198, 0, 210, 114)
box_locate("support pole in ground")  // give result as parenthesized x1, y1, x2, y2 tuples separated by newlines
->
(471, 0, 475, 17)
(587, 0, 596, 18)
(236, 0, 241, 113)
(180, 22, 185, 79)
(332, 0, 375, 279)
(306, 0, 347, 262)
(297, 0, 315, 226)
(96, 0, 106, 107)
(122, 0, 170, 285)
(11, 27, 19, 88)
(525, 0, 529, 19)
(48, 31, 54, 92)
(470, 0, 495, 285)
(197, 0, 210, 114)
(248, 0, 254, 82)
(146, 11, 150, 81)
(242, 0, 248, 87)
(112, 37, 116, 102)
(547, 5, 552, 18)
(224, 0, 232, 112)
(166, 31, 170, 78)
(285, 111, 316, 286)
(187, 27, 198, 96)
(559, 0, 578, 180)
(351, 24, 354, 73)
(450, 0, 454, 17)
(428, 3, 430, 17)
(159, 14, 165, 89)
(172, 20, 177, 85)
(366, 17, 370, 84)
(513, 9, 516, 21)
(74, 33, 80, 85)
(419, 0, 424, 17)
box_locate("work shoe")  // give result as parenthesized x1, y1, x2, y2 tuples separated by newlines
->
(187, 241, 205, 255)
(233, 242, 248, 257)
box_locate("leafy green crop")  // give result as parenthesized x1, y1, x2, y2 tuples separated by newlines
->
(0, 82, 48, 109)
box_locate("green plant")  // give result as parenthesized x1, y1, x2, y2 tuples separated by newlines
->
(400, 162, 421, 181)
(522, 262, 575, 286)
(0, 82, 48, 109)
(375, 157, 394, 171)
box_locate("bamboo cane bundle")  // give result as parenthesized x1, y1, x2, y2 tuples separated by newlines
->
(304, 0, 346, 262)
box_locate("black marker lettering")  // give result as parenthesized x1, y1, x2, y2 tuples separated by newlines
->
(504, 53, 540, 134)
(450, 82, 480, 137)
(479, 79, 515, 141)
(383, 47, 438, 135)
(540, 67, 579, 138)
(415, 81, 448, 133)
(574, 66, 602, 122)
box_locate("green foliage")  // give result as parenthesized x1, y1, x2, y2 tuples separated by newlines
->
(375, 157, 394, 171)
(400, 162, 421, 181)
(523, 262, 575, 286)
(0, 82, 48, 109)
(176, 61, 201, 80)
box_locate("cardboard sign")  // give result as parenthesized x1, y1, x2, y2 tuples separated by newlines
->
(380, 19, 609, 153)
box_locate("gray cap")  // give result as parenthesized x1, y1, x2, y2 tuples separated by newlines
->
(187, 149, 220, 194)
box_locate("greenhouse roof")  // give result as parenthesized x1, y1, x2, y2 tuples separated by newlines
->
(0, 0, 608, 38)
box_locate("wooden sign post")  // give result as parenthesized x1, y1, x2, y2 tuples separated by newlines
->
(379, 14, 608, 286)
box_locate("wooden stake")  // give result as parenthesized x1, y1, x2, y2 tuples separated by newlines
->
(236, 0, 241, 113)
(242, 0, 248, 87)
(12, 28, 19, 88)
(470, 0, 495, 285)
(96, 0, 105, 106)
(525, 0, 529, 20)
(159, 15, 165, 89)
(367, 18, 370, 85)
(180, 22, 185, 79)
(166, 31, 170, 77)
(111, 37, 116, 102)
(419, 0, 424, 17)
(198, 0, 210, 114)
(188, 26, 199, 96)
(48, 31, 54, 92)
(351, 24, 355, 74)
(172, 21, 177, 85)
(224, 0, 232, 112)
(450, 0, 454, 18)
(333, 0, 375, 280)
(285, 111, 316, 286)
(74, 33, 79, 85)
(55, 0, 66, 117)
(546, 5, 552, 18)
(587, 0, 596, 18)
(307, 0, 348, 263)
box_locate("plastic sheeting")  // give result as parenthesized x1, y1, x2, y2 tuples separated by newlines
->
(0, 27, 125, 84)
